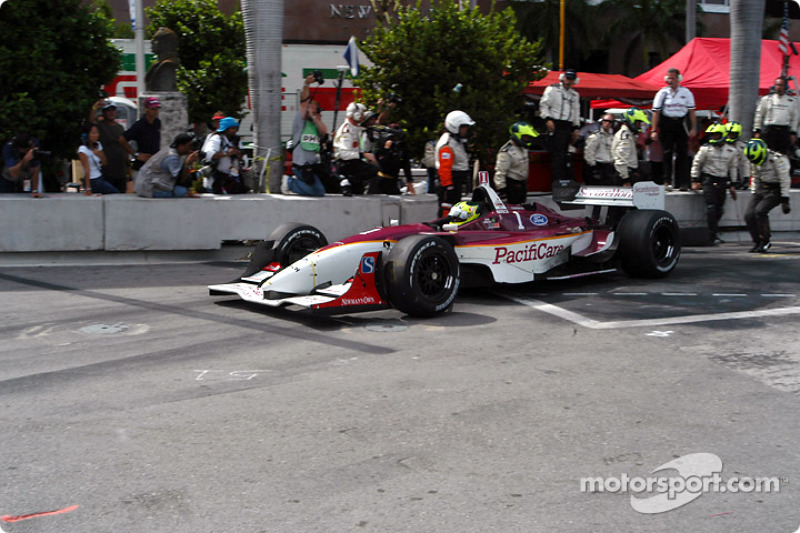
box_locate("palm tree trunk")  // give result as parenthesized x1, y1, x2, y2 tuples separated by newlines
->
(241, 0, 283, 193)
(729, 0, 765, 137)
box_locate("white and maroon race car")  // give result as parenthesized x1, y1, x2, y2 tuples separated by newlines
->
(209, 179, 680, 317)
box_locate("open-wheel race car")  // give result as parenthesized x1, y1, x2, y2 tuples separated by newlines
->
(209, 178, 681, 317)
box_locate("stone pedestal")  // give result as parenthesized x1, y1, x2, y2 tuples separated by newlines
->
(139, 92, 188, 149)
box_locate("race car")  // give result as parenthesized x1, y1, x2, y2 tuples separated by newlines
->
(209, 178, 681, 317)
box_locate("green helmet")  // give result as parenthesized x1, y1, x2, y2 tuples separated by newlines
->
(725, 121, 742, 143)
(623, 107, 650, 132)
(705, 123, 727, 145)
(509, 121, 539, 148)
(744, 138, 768, 166)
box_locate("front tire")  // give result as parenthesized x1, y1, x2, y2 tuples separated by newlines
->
(384, 235, 460, 317)
(617, 210, 681, 278)
(271, 223, 328, 268)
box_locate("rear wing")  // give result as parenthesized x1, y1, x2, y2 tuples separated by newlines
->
(560, 181, 665, 210)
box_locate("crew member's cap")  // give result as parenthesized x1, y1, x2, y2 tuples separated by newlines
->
(170, 132, 196, 148)
(217, 117, 240, 132)
(101, 100, 117, 110)
(563, 69, 577, 80)
(144, 96, 161, 109)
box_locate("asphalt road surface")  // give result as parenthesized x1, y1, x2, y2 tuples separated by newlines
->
(2, 240, 800, 533)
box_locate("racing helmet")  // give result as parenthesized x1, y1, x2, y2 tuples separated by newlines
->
(444, 110, 475, 135)
(509, 121, 539, 148)
(448, 201, 482, 226)
(744, 138, 768, 166)
(623, 107, 650, 133)
(705, 123, 726, 145)
(346, 102, 367, 123)
(725, 121, 742, 143)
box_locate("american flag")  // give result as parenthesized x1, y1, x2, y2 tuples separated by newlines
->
(779, 1, 790, 56)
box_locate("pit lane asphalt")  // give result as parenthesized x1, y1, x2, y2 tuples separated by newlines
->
(1, 238, 800, 533)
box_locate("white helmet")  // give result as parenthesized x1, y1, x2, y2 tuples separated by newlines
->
(444, 110, 475, 134)
(346, 102, 367, 123)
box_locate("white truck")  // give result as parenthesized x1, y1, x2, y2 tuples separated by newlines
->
(106, 39, 364, 143)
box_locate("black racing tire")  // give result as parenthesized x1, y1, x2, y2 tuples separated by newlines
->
(617, 209, 681, 278)
(270, 222, 328, 268)
(383, 235, 460, 317)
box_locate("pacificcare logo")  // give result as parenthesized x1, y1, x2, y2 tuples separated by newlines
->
(581, 453, 783, 514)
(493, 242, 564, 264)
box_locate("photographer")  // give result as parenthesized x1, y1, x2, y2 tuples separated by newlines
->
(134, 133, 199, 198)
(377, 93, 402, 125)
(281, 73, 327, 196)
(78, 124, 119, 195)
(2, 133, 43, 197)
(367, 124, 415, 195)
(203, 117, 248, 194)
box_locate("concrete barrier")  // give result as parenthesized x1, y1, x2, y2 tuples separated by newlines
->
(0, 193, 439, 252)
(1, 189, 798, 253)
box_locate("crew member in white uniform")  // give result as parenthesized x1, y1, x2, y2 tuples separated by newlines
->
(753, 75, 799, 155)
(539, 69, 580, 184)
(650, 67, 697, 191)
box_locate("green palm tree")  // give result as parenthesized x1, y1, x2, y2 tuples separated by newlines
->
(509, 0, 596, 68)
(599, 0, 688, 75)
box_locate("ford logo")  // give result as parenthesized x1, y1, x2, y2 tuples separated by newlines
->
(530, 214, 548, 226)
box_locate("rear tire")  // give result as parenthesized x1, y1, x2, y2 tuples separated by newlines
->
(384, 235, 460, 317)
(617, 210, 681, 278)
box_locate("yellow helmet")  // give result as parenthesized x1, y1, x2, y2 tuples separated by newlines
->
(705, 123, 726, 145)
(448, 201, 482, 226)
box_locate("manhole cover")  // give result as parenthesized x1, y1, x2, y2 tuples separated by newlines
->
(364, 321, 408, 333)
(80, 323, 130, 335)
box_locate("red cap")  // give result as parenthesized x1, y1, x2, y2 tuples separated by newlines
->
(144, 96, 161, 109)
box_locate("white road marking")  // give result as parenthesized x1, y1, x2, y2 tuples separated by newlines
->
(613, 292, 648, 296)
(502, 294, 800, 330)
(646, 331, 674, 337)
(712, 293, 747, 297)
(662, 292, 698, 296)
(762, 293, 796, 298)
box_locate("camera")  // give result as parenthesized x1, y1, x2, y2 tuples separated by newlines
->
(33, 149, 52, 158)
(312, 70, 324, 85)
(386, 92, 403, 105)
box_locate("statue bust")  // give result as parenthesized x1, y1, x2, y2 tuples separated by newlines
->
(145, 27, 180, 92)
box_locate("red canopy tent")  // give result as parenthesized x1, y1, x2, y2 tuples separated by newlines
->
(592, 37, 800, 110)
(525, 70, 661, 100)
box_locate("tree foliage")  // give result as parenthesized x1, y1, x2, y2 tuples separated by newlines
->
(508, 0, 596, 68)
(358, 0, 544, 161)
(146, 0, 247, 126)
(598, 0, 692, 73)
(0, 0, 120, 159)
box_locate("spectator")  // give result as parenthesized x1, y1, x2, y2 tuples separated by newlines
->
(725, 121, 750, 189)
(539, 69, 580, 184)
(333, 102, 378, 196)
(494, 121, 537, 204)
(436, 110, 475, 215)
(134, 133, 199, 198)
(690, 123, 738, 244)
(753, 75, 798, 155)
(743, 138, 791, 253)
(421, 134, 439, 195)
(376, 93, 401, 125)
(583, 114, 617, 185)
(1, 133, 43, 197)
(199, 111, 226, 157)
(650, 67, 697, 191)
(367, 124, 415, 195)
(282, 74, 327, 196)
(204, 117, 248, 194)
(123, 96, 162, 172)
(89, 99, 129, 193)
(78, 124, 119, 195)
(613, 108, 649, 187)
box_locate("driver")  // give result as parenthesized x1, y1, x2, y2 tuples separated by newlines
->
(438, 201, 482, 231)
